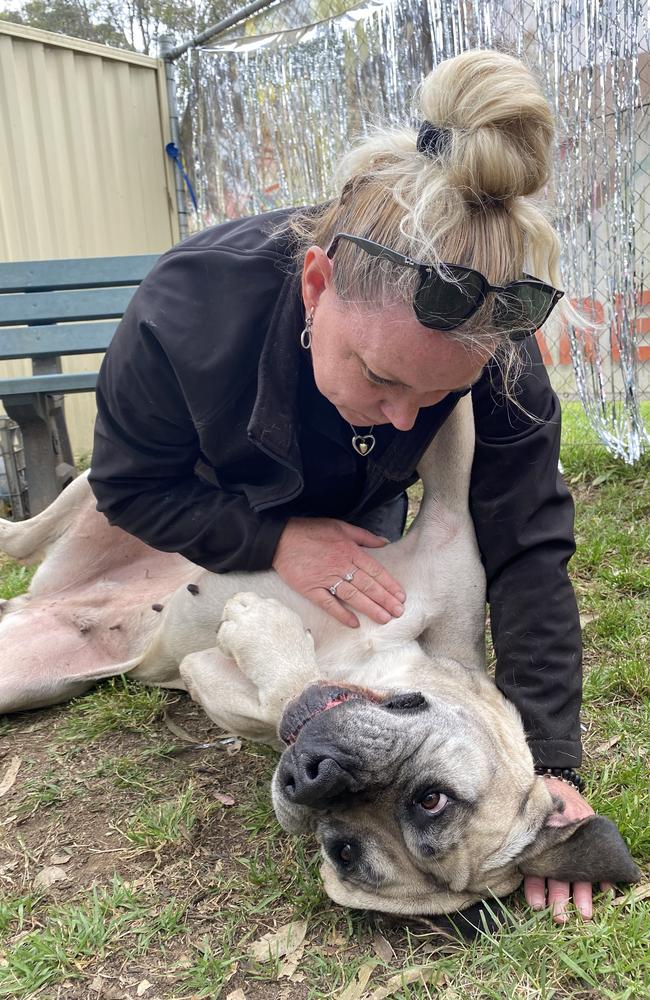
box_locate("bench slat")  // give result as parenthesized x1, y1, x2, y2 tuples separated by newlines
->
(0, 254, 159, 293)
(0, 372, 98, 395)
(0, 287, 139, 326)
(0, 322, 118, 360)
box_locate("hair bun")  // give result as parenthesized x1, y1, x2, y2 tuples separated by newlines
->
(418, 50, 555, 202)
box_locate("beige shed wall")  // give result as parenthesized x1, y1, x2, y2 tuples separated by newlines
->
(0, 21, 180, 456)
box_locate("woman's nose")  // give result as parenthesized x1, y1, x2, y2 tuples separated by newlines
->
(380, 400, 420, 431)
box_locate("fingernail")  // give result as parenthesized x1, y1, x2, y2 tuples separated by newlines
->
(379, 611, 391, 624)
(397, 592, 406, 602)
(393, 604, 404, 616)
(530, 903, 544, 911)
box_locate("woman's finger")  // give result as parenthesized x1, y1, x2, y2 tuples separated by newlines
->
(311, 588, 360, 628)
(353, 550, 407, 602)
(547, 879, 571, 923)
(523, 874, 547, 910)
(339, 522, 391, 548)
(333, 575, 404, 623)
(572, 881, 593, 919)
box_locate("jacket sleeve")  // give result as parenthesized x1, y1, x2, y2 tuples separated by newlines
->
(469, 337, 582, 769)
(89, 298, 287, 574)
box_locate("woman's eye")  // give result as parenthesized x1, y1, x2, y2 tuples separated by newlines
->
(418, 791, 449, 815)
(364, 366, 396, 387)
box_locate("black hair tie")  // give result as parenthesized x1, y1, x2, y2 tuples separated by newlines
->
(417, 121, 452, 159)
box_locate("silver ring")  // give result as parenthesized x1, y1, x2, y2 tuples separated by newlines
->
(328, 569, 356, 597)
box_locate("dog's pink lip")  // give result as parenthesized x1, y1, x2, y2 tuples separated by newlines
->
(285, 692, 357, 746)
(281, 683, 383, 746)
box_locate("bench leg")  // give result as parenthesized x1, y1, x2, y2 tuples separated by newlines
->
(3, 395, 75, 516)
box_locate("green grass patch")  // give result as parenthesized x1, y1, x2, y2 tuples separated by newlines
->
(119, 782, 199, 850)
(0, 560, 36, 599)
(55, 677, 169, 742)
(0, 879, 187, 998)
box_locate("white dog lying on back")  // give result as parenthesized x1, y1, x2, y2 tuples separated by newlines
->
(0, 396, 639, 916)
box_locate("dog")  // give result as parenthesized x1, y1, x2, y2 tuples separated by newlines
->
(0, 395, 639, 917)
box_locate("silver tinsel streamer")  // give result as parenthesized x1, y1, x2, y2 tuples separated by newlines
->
(177, 0, 650, 462)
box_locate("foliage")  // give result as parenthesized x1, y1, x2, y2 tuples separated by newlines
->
(1, 0, 250, 55)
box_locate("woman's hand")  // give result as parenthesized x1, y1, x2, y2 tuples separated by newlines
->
(524, 777, 613, 922)
(272, 517, 406, 628)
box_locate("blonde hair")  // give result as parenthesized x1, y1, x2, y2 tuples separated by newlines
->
(287, 49, 563, 363)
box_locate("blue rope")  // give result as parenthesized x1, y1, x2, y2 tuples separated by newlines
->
(165, 142, 198, 212)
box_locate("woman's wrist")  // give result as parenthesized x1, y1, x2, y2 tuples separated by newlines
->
(534, 765, 585, 792)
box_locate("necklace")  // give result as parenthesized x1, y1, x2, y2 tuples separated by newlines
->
(349, 423, 376, 456)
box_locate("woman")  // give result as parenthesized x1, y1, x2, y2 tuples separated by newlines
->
(89, 50, 600, 921)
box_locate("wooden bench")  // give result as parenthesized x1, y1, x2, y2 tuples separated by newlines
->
(0, 254, 159, 516)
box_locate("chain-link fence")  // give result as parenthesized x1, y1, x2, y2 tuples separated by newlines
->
(174, 0, 650, 460)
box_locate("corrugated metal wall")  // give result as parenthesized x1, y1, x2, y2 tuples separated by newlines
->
(0, 22, 179, 455)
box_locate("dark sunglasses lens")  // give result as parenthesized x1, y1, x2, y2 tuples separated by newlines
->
(415, 268, 485, 331)
(493, 283, 555, 337)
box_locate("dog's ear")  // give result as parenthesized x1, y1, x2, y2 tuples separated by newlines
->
(519, 813, 640, 885)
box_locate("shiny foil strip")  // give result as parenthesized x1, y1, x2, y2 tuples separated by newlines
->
(177, 0, 649, 462)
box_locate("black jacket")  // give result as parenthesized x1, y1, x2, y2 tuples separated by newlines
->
(89, 208, 583, 769)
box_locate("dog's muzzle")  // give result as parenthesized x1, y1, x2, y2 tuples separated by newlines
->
(277, 682, 427, 807)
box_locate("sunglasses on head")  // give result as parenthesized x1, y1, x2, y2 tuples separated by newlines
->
(326, 233, 564, 340)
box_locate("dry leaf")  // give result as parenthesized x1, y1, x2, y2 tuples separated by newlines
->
(226, 990, 247, 1000)
(136, 980, 153, 996)
(579, 612, 598, 628)
(278, 943, 305, 979)
(50, 851, 72, 865)
(368, 964, 448, 999)
(248, 919, 308, 962)
(89, 975, 104, 994)
(338, 960, 377, 999)
(612, 882, 650, 906)
(215, 792, 235, 807)
(372, 933, 394, 963)
(163, 712, 200, 742)
(0, 757, 21, 798)
(34, 866, 70, 889)
(593, 735, 622, 754)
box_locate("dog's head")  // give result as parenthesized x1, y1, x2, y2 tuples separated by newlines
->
(271, 680, 639, 916)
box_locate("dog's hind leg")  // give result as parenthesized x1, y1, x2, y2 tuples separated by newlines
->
(0, 472, 93, 564)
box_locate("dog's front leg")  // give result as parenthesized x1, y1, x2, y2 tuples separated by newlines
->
(216, 592, 317, 718)
(179, 646, 281, 743)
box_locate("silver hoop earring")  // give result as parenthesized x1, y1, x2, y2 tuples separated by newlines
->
(300, 311, 313, 350)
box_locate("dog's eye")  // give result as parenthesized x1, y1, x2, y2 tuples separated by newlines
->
(338, 842, 353, 864)
(329, 840, 355, 867)
(418, 791, 449, 815)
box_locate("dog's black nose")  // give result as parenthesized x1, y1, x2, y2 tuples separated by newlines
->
(280, 751, 360, 805)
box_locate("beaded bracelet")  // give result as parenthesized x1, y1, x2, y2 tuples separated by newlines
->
(534, 766, 585, 792)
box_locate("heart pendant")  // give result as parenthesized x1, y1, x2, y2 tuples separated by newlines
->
(352, 434, 376, 456)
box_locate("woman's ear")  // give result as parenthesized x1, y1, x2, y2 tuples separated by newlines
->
(301, 246, 334, 314)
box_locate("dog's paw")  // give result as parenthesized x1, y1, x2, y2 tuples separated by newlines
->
(217, 592, 314, 670)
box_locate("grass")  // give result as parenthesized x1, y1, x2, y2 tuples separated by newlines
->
(119, 783, 200, 849)
(0, 401, 648, 998)
(55, 676, 170, 742)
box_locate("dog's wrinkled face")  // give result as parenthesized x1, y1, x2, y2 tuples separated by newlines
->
(271, 681, 550, 915)
(271, 682, 639, 916)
